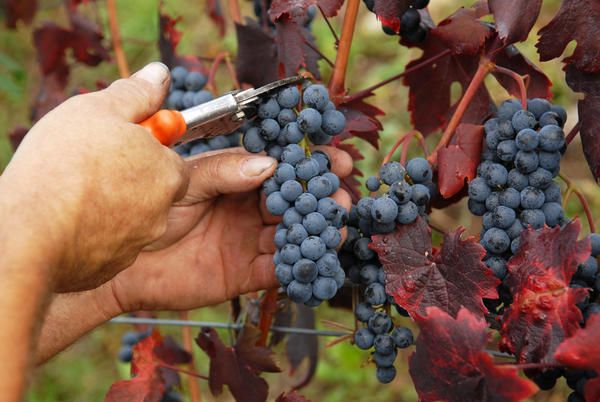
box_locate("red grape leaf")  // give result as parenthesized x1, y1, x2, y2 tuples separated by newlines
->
(435, 7, 492, 55)
(371, 218, 499, 318)
(373, 0, 410, 22)
(317, 0, 344, 17)
(437, 123, 483, 198)
(105, 331, 191, 402)
(196, 326, 280, 402)
(564, 65, 600, 181)
(276, 391, 312, 402)
(4, 0, 37, 29)
(206, 0, 225, 37)
(489, 0, 542, 44)
(235, 22, 279, 87)
(499, 220, 590, 364)
(409, 307, 538, 402)
(537, 0, 600, 73)
(555, 314, 600, 402)
(336, 93, 383, 149)
(273, 17, 321, 79)
(158, 11, 183, 68)
(492, 44, 552, 100)
(269, 0, 316, 21)
(403, 17, 494, 135)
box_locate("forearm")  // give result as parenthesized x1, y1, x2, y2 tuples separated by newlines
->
(0, 193, 60, 401)
(36, 283, 122, 364)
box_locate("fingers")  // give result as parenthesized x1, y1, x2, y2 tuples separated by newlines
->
(83, 62, 171, 123)
(241, 254, 279, 294)
(259, 225, 278, 254)
(178, 153, 277, 204)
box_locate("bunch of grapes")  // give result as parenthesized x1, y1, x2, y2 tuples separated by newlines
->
(362, 0, 429, 43)
(243, 83, 348, 306)
(469, 98, 568, 292)
(165, 66, 242, 157)
(338, 158, 434, 383)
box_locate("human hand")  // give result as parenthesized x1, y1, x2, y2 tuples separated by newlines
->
(105, 146, 353, 312)
(0, 63, 189, 292)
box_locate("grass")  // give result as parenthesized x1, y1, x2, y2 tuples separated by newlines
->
(0, 0, 597, 400)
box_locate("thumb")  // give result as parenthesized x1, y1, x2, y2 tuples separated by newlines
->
(93, 62, 171, 122)
(179, 152, 277, 203)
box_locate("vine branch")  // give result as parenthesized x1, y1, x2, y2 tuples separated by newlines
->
(107, 0, 130, 78)
(429, 58, 495, 165)
(228, 0, 242, 24)
(329, 0, 360, 100)
(566, 121, 581, 145)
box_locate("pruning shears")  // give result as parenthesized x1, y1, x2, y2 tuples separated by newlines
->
(140, 76, 305, 146)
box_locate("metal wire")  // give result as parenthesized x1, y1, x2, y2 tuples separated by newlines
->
(109, 316, 349, 337)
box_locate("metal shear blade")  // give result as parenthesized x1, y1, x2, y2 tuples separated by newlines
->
(176, 76, 305, 144)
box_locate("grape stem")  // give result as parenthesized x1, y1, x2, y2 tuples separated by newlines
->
(257, 289, 279, 346)
(179, 311, 202, 402)
(381, 130, 427, 167)
(345, 49, 452, 104)
(224, 54, 240, 89)
(158, 363, 209, 380)
(107, 0, 130, 78)
(493, 65, 528, 109)
(326, 334, 353, 348)
(329, 0, 360, 100)
(228, 0, 242, 24)
(320, 319, 353, 332)
(496, 362, 562, 370)
(429, 58, 495, 165)
(206, 52, 230, 93)
(566, 121, 581, 145)
(317, 5, 340, 45)
(559, 172, 596, 233)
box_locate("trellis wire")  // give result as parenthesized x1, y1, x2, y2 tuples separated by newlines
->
(109, 316, 348, 337)
(108, 316, 515, 358)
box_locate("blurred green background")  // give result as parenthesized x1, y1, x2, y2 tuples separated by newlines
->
(1, 0, 598, 401)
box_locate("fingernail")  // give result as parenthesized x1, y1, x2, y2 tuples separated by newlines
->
(133, 62, 170, 86)
(242, 156, 276, 177)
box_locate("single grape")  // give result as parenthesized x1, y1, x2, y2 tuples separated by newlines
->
(528, 168, 553, 189)
(468, 199, 487, 216)
(292, 259, 318, 283)
(550, 105, 567, 127)
(373, 351, 397, 368)
(360, 264, 380, 285)
(498, 99, 522, 121)
(397, 201, 418, 224)
(499, 188, 521, 209)
(406, 158, 432, 183)
(307, 129, 333, 145)
(511, 110, 537, 132)
(280, 243, 302, 265)
(521, 186, 546, 209)
(508, 168, 529, 191)
(354, 328, 375, 350)
(483, 163, 508, 187)
(316, 253, 339, 277)
(544, 182, 562, 203)
(368, 312, 393, 334)
(262, 177, 280, 196)
(371, 196, 398, 224)
(591, 233, 600, 256)
(283, 207, 303, 227)
(374, 334, 395, 355)
(527, 98, 552, 119)
(391, 326, 414, 348)
(287, 280, 313, 303)
(492, 206, 517, 229)
(389, 180, 413, 204)
(282, 122, 304, 144)
(400, 9, 421, 34)
(515, 128, 539, 151)
(497, 140, 518, 162)
(539, 125, 565, 152)
(266, 192, 290, 215)
(482, 228, 511, 254)
(122, 331, 140, 346)
(303, 212, 328, 235)
(275, 263, 294, 285)
(166, 90, 185, 110)
(542, 202, 564, 227)
(192, 90, 213, 105)
(482, 212, 494, 230)
(366, 176, 381, 192)
(376, 366, 397, 384)
(277, 86, 301, 108)
(296, 158, 321, 181)
(286, 223, 309, 245)
(364, 283, 387, 305)
(321, 109, 346, 135)
(485, 192, 500, 211)
(170, 66, 188, 89)
(485, 256, 508, 279)
(182, 91, 196, 108)
(303, 84, 330, 111)
(307, 176, 334, 199)
(185, 71, 207, 91)
(281, 144, 305, 166)
(274, 163, 296, 184)
(539, 111, 560, 127)
(243, 126, 267, 152)
(380, 162, 406, 185)
(355, 302, 375, 322)
(411, 183, 430, 206)
(295, 192, 318, 215)
(118, 345, 133, 362)
(520, 209, 546, 229)
(260, 119, 280, 141)
(354, 237, 375, 260)
(515, 151, 539, 174)
(277, 108, 297, 127)
(300, 236, 327, 261)
(280, 180, 303, 202)
(312, 276, 337, 299)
